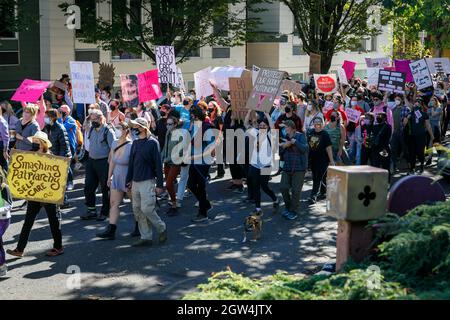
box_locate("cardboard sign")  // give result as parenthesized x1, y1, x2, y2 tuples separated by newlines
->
(337, 67, 348, 85)
(345, 108, 361, 123)
(342, 60, 356, 80)
(210, 66, 245, 91)
(426, 58, 450, 74)
(7, 150, 70, 205)
(137, 69, 162, 103)
(155, 46, 178, 84)
(194, 67, 214, 99)
(70, 61, 96, 104)
(11, 79, 51, 103)
(314, 74, 338, 94)
(394, 59, 413, 82)
(365, 57, 391, 68)
(278, 79, 303, 96)
(377, 70, 406, 94)
(229, 70, 253, 119)
(246, 68, 284, 113)
(252, 65, 261, 86)
(367, 68, 381, 86)
(120, 74, 139, 107)
(409, 59, 433, 90)
(309, 53, 321, 74)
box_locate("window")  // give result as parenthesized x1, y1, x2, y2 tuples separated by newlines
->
(75, 49, 100, 63)
(212, 47, 230, 59)
(176, 47, 200, 58)
(75, 0, 97, 38)
(293, 21, 299, 36)
(0, 51, 19, 65)
(292, 45, 304, 56)
(129, 0, 142, 36)
(213, 18, 228, 37)
(0, 2, 17, 38)
(111, 48, 141, 60)
(111, 0, 142, 60)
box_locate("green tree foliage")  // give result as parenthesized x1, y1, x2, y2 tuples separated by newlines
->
(60, 0, 267, 64)
(0, 0, 40, 36)
(281, 0, 383, 73)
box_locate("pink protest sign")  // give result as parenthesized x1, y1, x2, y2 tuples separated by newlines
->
(11, 79, 51, 102)
(394, 59, 413, 82)
(345, 108, 361, 123)
(342, 60, 356, 80)
(137, 69, 162, 103)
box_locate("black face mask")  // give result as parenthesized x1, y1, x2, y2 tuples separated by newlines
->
(183, 100, 189, 106)
(285, 107, 291, 113)
(110, 105, 117, 111)
(91, 121, 101, 128)
(377, 117, 384, 123)
(160, 111, 166, 117)
(31, 143, 40, 151)
(132, 128, 141, 135)
(330, 115, 337, 122)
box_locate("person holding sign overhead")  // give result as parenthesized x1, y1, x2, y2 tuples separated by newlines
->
(15, 104, 40, 151)
(7, 132, 64, 258)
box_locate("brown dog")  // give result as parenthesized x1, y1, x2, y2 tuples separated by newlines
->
(243, 214, 262, 242)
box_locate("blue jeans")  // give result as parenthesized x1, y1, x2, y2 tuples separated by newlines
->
(356, 142, 362, 165)
(0, 218, 11, 265)
(347, 132, 357, 163)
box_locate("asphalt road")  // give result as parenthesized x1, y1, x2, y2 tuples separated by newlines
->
(1, 159, 449, 300)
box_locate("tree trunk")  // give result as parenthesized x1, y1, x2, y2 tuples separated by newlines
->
(321, 53, 333, 74)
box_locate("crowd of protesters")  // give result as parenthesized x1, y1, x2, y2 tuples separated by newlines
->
(0, 70, 449, 277)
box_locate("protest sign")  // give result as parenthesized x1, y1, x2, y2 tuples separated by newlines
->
(194, 67, 214, 99)
(313, 74, 338, 94)
(252, 65, 261, 86)
(377, 70, 406, 94)
(246, 68, 284, 113)
(278, 79, 303, 96)
(345, 108, 361, 123)
(70, 61, 96, 104)
(155, 46, 177, 84)
(7, 150, 70, 205)
(175, 67, 186, 91)
(120, 74, 139, 107)
(337, 67, 348, 85)
(137, 69, 162, 103)
(409, 59, 433, 90)
(98, 62, 115, 90)
(211, 66, 245, 91)
(367, 68, 381, 86)
(309, 53, 321, 74)
(394, 59, 413, 82)
(229, 70, 253, 119)
(365, 57, 391, 68)
(426, 58, 450, 74)
(11, 79, 51, 103)
(342, 60, 356, 80)
(322, 101, 334, 114)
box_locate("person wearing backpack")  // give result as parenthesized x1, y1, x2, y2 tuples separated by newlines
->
(82, 109, 116, 221)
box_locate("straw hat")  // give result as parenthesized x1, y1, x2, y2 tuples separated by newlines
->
(27, 131, 52, 148)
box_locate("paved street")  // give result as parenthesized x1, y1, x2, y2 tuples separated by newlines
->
(1, 163, 449, 300)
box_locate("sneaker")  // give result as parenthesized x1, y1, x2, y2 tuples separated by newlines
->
(166, 207, 179, 217)
(158, 229, 168, 244)
(191, 214, 208, 222)
(0, 264, 7, 277)
(131, 239, 153, 247)
(183, 190, 192, 198)
(233, 185, 244, 194)
(67, 181, 74, 191)
(425, 158, 432, 166)
(308, 197, 317, 205)
(6, 248, 23, 258)
(81, 210, 97, 220)
(286, 212, 298, 220)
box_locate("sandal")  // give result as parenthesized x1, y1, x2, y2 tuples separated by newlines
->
(46, 248, 64, 257)
(6, 249, 24, 258)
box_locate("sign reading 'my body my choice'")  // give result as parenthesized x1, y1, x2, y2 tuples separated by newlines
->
(246, 68, 284, 113)
(70, 61, 95, 104)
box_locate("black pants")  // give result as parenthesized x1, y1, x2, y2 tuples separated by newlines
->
(311, 161, 328, 197)
(407, 135, 426, 170)
(188, 164, 211, 217)
(216, 164, 225, 176)
(248, 165, 277, 209)
(370, 148, 391, 181)
(361, 146, 370, 165)
(17, 201, 62, 252)
(84, 158, 110, 215)
(229, 163, 244, 180)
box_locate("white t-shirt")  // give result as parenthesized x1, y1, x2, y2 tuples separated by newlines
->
(247, 128, 273, 169)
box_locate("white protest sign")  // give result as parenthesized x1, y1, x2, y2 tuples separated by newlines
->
(252, 65, 261, 86)
(69, 61, 95, 104)
(366, 57, 391, 68)
(426, 58, 450, 75)
(409, 59, 433, 90)
(367, 68, 381, 86)
(322, 101, 334, 114)
(194, 67, 214, 98)
(345, 108, 361, 123)
(210, 66, 245, 91)
(155, 46, 178, 84)
(175, 67, 186, 91)
(337, 67, 348, 85)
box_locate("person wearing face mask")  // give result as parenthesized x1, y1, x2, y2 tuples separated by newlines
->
(96, 122, 132, 240)
(403, 98, 434, 174)
(390, 95, 410, 172)
(126, 117, 167, 246)
(324, 95, 348, 127)
(360, 113, 375, 165)
(370, 112, 392, 178)
(57, 105, 78, 193)
(108, 99, 125, 126)
(154, 104, 171, 151)
(304, 101, 324, 130)
(7, 132, 64, 258)
(356, 93, 371, 113)
(307, 117, 335, 204)
(354, 115, 366, 165)
(175, 96, 193, 131)
(345, 96, 365, 164)
(324, 111, 346, 164)
(82, 109, 116, 221)
(371, 91, 394, 130)
(275, 102, 303, 136)
(95, 89, 110, 122)
(15, 104, 40, 151)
